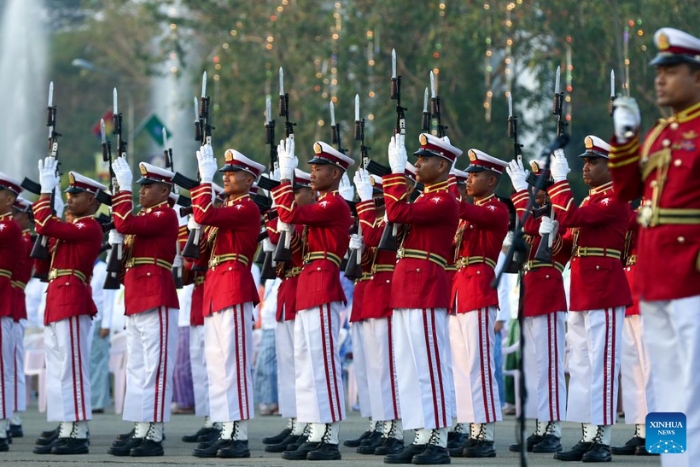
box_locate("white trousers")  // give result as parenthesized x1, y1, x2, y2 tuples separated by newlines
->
(0, 317, 15, 420)
(123, 307, 178, 423)
(523, 312, 567, 421)
(393, 308, 452, 430)
(45, 315, 91, 422)
(189, 325, 209, 417)
(204, 303, 254, 422)
(276, 319, 296, 418)
(641, 295, 700, 467)
(362, 317, 401, 422)
(351, 322, 371, 418)
(295, 302, 346, 424)
(449, 308, 502, 424)
(566, 307, 624, 426)
(620, 315, 653, 425)
(12, 320, 25, 413)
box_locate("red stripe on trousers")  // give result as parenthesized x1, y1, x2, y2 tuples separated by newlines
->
(320, 304, 337, 422)
(429, 310, 447, 427)
(603, 309, 610, 426)
(610, 309, 616, 426)
(76, 317, 87, 420)
(547, 315, 554, 421)
(154, 307, 164, 422)
(485, 309, 497, 421)
(422, 309, 440, 428)
(327, 304, 342, 422)
(14, 344, 18, 412)
(69, 318, 80, 421)
(234, 305, 244, 419)
(0, 323, 5, 419)
(240, 305, 250, 419)
(478, 310, 490, 421)
(161, 307, 169, 422)
(387, 318, 399, 420)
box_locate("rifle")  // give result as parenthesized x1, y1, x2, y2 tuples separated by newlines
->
(533, 66, 567, 262)
(178, 72, 215, 260)
(427, 70, 448, 137)
(503, 93, 527, 273)
(273, 67, 296, 263)
(162, 128, 184, 289)
(344, 94, 370, 280)
(257, 95, 278, 280)
(23, 82, 61, 266)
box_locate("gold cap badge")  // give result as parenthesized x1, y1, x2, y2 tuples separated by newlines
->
(224, 149, 234, 163)
(139, 163, 148, 176)
(419, 133, 429, 146)
(657, 32, 670, 51)
(69, 172, 75, 184)
(468, 150, 477, 162)
(530, 161, 541, 173)
(584, 136, 594, 149)
(313, 142, 322, 154)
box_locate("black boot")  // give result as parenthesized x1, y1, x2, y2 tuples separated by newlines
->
(509, 433, 543, 452)
(263, 427, 292, 444)
(285, 433, 309, 451)
(33, 437, 68, 454)
(51, 438, 89, 455)
(374, 437, 405, 455)
(193, 438, 232, 458)
(307, 442, 342, 461)
(182, 426, 219, 443)
(357, 431, 386, 454)
(0, 438, 8, 452)
(281, 441, 320, 460)
(217, 440, 250, 458)
(581, 442, 611, 462)
(129, 439, 164, 457)
(553, 441, 593, 461)
(344, 430, 372, 447)
(412, 444, 451, 465)
(108, 437, 143, 456)
(35, 430, 58, 446)
(611, 435, 645, 455)
(634, 445, 657, 456)
(384, 443, 426, 464)
(533, 433, 562, 453)
(3, 431, 9, 444)
(39, 425, 60, 438)
(464, 439, 496, 458)
(115, 427, 135, 441)
(446, 432, 468, 449)
(9, 425, 22, 438)
(265, 433, 301, 452)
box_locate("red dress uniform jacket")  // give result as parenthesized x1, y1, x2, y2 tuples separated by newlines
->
(356, 200, 396, 320)
(113, 192, 179, 315)
(609, 101, 700, 301)
(623, 209, 640, 317)
(348, 201, 380, 322)
(0, 212, 22, 318)
(271, 183, 352, 311)
(32, 199, 102, 324)
(512, 190, 569, 317)
(183, 225, 212, 327)
(192, 184, 260, 314)
(265, 214, 304, 321)
(548, 181, 632, 311)
(451, 194, 509, 313)
(12, 229, 33, 321)
(382, 174, 459, 310)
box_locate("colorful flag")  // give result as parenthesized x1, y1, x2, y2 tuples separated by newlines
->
(142, 113, 171, 146)
(92, 109, 114, 140)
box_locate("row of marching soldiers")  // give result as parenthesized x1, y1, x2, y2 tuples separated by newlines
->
(0, 25, 697, 467)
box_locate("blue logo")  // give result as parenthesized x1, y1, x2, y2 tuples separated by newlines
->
(646, 412, 686, 454)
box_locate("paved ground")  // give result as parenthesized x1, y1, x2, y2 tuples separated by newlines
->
(2, 406, 662, 466)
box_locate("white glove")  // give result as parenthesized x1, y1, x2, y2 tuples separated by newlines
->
(613, 97, 641, 143)
(339, 173, 354, 201)
(38, 157, 59, 194)
(172, 254, 183, 268)
(196, 144, 217, 183)
(353, 168, 374, 202)
(277, 220, 291, 233)
(262, 237, 275, 253)
(506, 158, 530, 192)
(111, 156, 133, 189)
(388, 133, 407, 174)
(538, 216, 559, 238)
(278, 136, 298, 180)
(187, 216, 200, 231)
(349, 233, 363, 251)
(550, 149, 570, 182)
(269, 168, 281, 182)
(108, 230, 124, 245)
(503, 230, 514, 249)
(53, 185, 65, 219)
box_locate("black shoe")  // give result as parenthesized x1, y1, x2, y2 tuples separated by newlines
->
(553, 441, 593, 461)
(263, 427, 292, 444)
(581, 443, 611, 462)
(182, 426, 218, 443)
(448, 437, 477, 457)
(360, 430, 383, 446)
(464, 439, 496, 458)
(51, 438, 89, 455)
(108, 437, 143, 456)
(129, 439, 164, 457)
(634, 444, 657, 456)
(281, 441, 320, 460)
(375, 437, 405, 455)
(92, 408, 105, 414)
(509, 433, 544, 452)
(33, 437, 68, 454)
(193, 438, 233, 457)
(285, 434, 308, 452)
(357, 432, 386, 454)
(0, 438, 8, 452)
(446, 432, 468, 450)
(412, 444, 451, 464)
(265, 434, 301, 452)
(307, 442, 342, 461)
(384, 443, 426, 464)
(344, 430, 372, 447)
(40, 425, 59, 438)
(611, 436, 645, 455)
(115, 428, 135, 441)
(217, 440, 250, 458)
(35, 430, 58, 446)
(9, 425, 22, 438)
(533, 434, 563, 453)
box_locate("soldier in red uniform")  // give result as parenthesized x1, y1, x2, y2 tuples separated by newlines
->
(449, 149, 509, 458)
(189, 146, 264, 459)
(31, 165, 104, 455)
(108, 159, 180, 457)
(271, 138, 354, 461)
(262, 169, 316, 453)
(609, 27, 700, 466)
(380, 133, 460, 465)
(505, 159, 569, 454)
(0, 173, 23, 453)
(545, 136, 632, 463)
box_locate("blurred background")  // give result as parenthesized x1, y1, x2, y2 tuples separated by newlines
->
(0, 0, 694, 198)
